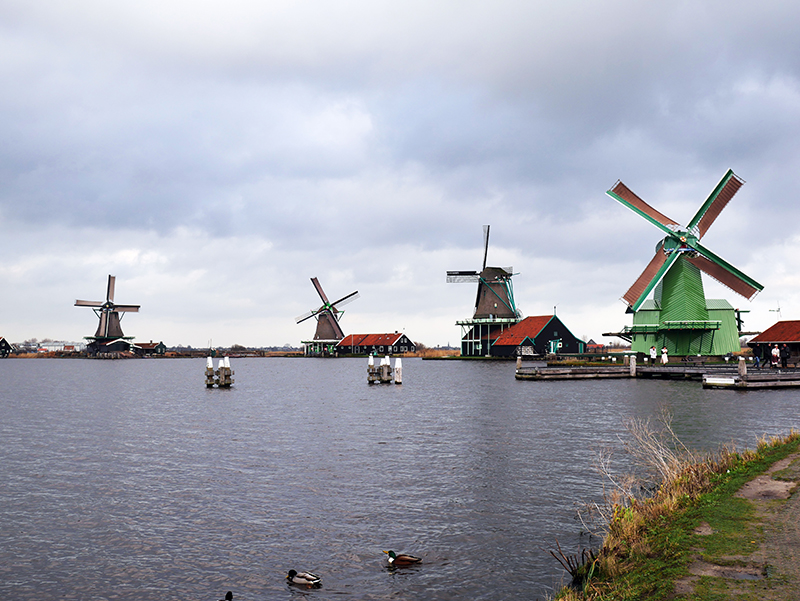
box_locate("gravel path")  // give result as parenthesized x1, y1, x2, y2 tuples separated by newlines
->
(674, 452, 800, 599)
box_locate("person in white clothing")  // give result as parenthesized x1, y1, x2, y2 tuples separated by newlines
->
(661, 346, 669, 364)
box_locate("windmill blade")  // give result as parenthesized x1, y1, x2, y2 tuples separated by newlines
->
(328, 311, 346, 339)
(607, 181, 679, 235)
(686, 255, 761, 300)
(686, 169, 744, 239)
(310, 277, 331, 305)
(295, 309, 318, 324)
(330, 290, 359, 310)
(106, 275, 116, 302)
(622, 248, 680, 311)
(114, 304, 140, 312)
(447, 270, 480, 283)
(75, 299, 103, 307)
(482, 225, 490, 270)
(687, 241, 763, 300)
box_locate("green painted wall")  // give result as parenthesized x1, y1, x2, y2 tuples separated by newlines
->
(655, 257, 709, 322)
(629, 299, 740, 356)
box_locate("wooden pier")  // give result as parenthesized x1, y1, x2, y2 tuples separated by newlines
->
(514, 365, 735, 381)
(515, 365, 632, 380)
(516, 355, 800, 389)
(703, 372, 800, 389)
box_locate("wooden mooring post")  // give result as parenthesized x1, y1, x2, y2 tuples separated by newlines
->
(205, 357, 216, 387)
(394, 357, 402, 384)
(368, 354, 401, 384)
(206, 356, 234, 388)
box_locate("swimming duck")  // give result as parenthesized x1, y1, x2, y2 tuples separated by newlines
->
(286, 569, 322, 587)
(383, 550, 422, 566)
(218, 593, 232, 601)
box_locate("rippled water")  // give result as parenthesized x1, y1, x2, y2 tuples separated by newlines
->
(1, 357, 798, 600)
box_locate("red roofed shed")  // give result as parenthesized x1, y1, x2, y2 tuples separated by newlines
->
(748, 320, 800, 366)
(336, 333, 416, 355)
(490, 315, 586, 357)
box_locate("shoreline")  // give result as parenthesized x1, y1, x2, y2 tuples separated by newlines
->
(554, 432, 800, 599)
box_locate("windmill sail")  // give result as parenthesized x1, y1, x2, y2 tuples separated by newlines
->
(686, 252, 760, 300)
(687, 169, 744, 239)
(446, 271, 480, 283)
(608, 181, 679, 231)
(481, 225, 490, 270)
(622, 248, 676, 310)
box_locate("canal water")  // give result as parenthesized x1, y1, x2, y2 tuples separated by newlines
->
(1, 357, 798, 600)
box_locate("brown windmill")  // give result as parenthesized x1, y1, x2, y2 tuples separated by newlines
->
(447, 225, 521, 356)
(295, 277, 359, 341)
(75, 275, 140, 349)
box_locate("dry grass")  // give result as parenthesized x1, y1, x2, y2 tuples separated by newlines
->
(410, 348, 460, 358)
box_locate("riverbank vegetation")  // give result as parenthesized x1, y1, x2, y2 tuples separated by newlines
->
(554, 419, 800, 600)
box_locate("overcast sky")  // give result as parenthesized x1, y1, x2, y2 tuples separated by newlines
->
(2, 0, 799, 348)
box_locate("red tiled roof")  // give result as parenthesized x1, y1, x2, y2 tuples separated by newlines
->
(750, 320, 800, 343)
(492, 316, 554, 346)
(338, 333, 405, 347)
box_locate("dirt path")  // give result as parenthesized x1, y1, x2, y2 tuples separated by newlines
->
(674, 452, 800, 598)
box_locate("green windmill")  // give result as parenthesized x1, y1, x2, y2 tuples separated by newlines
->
(607, 170, 763, 357)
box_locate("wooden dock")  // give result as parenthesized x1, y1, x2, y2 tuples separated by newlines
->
(515, 366, 631, 380)
(514, 365, 737, 381)
(516, 357, 800, 389)
(703, 371, 800, 389)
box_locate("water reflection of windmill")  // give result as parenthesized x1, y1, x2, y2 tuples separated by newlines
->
(605, 169, 763, 356)
(447, 225, 521, 357)
(296, 277, 359, 356)
(75, 275, 140, 353)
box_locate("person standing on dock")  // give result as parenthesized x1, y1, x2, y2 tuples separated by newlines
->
(781, 344, 790, 369)
(753, 348, 760, 369)
(650, 346, 657, 363)
(771, 344, 780, 368)
(661, 346, 668, 364)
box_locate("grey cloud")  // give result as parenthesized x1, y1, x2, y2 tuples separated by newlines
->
(2, 0, 800, 346)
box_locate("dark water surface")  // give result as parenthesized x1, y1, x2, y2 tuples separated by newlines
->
(1, 358, 798, 600)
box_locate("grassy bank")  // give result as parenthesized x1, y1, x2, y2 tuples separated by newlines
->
(554, 426, 800, 600)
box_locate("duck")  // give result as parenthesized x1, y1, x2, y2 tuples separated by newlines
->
(286, 569, 322, 587)
(218, 593, 232, 601)
(383, 550, 422, 566)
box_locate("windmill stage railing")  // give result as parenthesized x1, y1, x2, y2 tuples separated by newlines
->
(661, 320, 722, 331)
(624, 320, 722, 335)
(455, 317, 519, 325)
